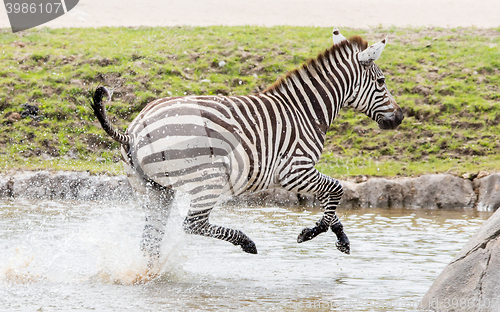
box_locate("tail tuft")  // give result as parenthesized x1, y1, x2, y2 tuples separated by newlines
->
(90, 86, 130, 146)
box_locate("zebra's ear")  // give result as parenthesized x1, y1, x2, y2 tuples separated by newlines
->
(358, 36, 388, 65)
(332, 27, 348, 45)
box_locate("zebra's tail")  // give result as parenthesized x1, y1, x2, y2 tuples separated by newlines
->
(90, 86, 130, 145)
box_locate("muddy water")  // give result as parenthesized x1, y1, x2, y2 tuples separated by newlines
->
(0, 198, 493, 311)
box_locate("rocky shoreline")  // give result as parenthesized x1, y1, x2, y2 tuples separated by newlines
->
(421, 206, 500, 311)
(1, 170, 499, 211)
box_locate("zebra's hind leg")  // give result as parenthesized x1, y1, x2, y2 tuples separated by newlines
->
(182, 199, 257, 254)
(183, 209, 257, 254)
(140, 184, 175, 264)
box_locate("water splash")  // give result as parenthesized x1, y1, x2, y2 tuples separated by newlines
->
(0, 198, 191, 286)
(2, 248, 42, 284)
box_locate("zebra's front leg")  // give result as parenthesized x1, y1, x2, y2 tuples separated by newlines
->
(182, 208, 257, 254)
(283, 168, 350, 254)
(297, 214, 350, 254)
(297, 189, 350, 254)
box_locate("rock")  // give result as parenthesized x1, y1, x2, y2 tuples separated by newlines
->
(474, 174, 500, 211)
(77, 174, 133, 201)
(20, 104, 39, 119)
(463, 172, 478, 181)
(421, 208, 500, 311)
(239, 51, 253, 62)
(11, 171, 52, 199)
(0, 172, 491, 210)
(235, 175, 475, 210)
(339, 174, 475, 209)
(6, 112, 21, 123)
(477, 171, 490, 180)
(338, 178, 403, 209)
(338, 180, 359, 209)
(7, 171, 134, 201)
(231, 188, 301, 207)
(297, 193, 319, 207)
(40, 152, 54, 160)
(12, 41, 26, 48)
(400, 174, 476, 209)
(412, 85, 431, 96)
(0, 176, 13, 198)
(357, 178, 406, 208)
(355, 175, 368, 183)
(64, 148, 79, 160)
(69, 79, 83, 87)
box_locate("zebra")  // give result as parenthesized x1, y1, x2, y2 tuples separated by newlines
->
(90, 29, 403, 259)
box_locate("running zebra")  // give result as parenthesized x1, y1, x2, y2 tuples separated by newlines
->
(91, 29, 403, 258)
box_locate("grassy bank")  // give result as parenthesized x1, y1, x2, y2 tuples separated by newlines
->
(0, 26, 499, 177)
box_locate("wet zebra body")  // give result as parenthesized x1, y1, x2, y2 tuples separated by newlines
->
(91, 30, 403, 258)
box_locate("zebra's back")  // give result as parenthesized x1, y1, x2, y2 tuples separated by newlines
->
(125, 95, 287, 197)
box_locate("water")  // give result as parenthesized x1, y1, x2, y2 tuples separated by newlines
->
(0, 198, 493, 311)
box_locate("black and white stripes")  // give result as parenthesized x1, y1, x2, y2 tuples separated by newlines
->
(91, 29, 403, 258)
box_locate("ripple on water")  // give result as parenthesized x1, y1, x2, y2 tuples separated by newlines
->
(0, 199, 493, 311)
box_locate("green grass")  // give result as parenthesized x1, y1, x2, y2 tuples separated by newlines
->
(0, 26, 499, 177)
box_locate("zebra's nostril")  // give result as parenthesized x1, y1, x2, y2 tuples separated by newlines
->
(378, 118, 392, 130)
(378, 109, 403, 130)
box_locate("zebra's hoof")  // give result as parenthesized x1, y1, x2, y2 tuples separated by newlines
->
(335, 232, 350, 254)
(336, 241, 350, 254)
(297, 223, 329, 243)
(297, 227, 314, 243)
(241, 240, 258, 254)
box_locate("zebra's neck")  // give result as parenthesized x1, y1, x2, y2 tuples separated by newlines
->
(263, 42, 360, 134)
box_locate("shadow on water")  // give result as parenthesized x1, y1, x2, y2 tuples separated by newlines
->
(0, 198, 493, 311)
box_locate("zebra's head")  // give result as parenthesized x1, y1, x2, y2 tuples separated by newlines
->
(336, 32, 404, 130)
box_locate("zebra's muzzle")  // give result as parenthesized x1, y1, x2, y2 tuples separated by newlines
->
(378, 107, 404, 130)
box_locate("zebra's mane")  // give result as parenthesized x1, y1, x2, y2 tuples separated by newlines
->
(263, 35, 368, 94)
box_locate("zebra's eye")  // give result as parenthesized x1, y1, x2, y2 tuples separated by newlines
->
(377, 77, 386, 85)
